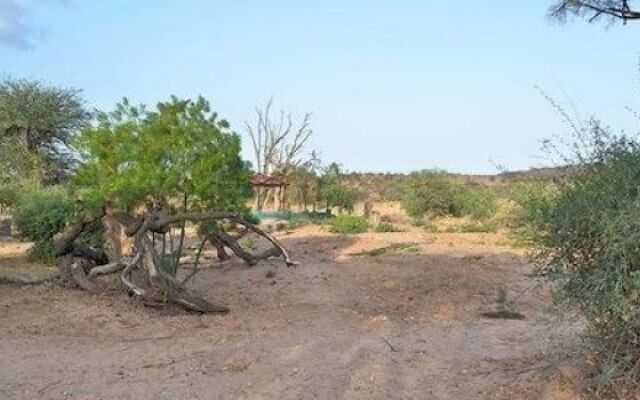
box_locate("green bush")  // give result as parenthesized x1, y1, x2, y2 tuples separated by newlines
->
(401, 170, 498, 221)
(26, 240, 57, 263)
(13, 186, 75, 242)
(322, 182, 359, 213)
(402, 170, 455, 219)
(453, 186, 498, 220)
(525, 133, 640, 392)
(329, 215, 368, 234)
(507, 182, 554, 246)
(242, 212, 261, 226)
(13, 186, 104, 262)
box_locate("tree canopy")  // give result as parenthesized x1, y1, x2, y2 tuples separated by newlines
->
(29, 96, 294, 313)
(0, 78, 89, 183)
(549, 0, 640, 23)
(73, 96, 252, 213)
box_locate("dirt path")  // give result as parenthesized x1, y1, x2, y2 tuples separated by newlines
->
(0, 228, 581, 399)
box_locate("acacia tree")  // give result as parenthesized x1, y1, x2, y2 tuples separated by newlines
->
(246, 98, 313, 210)
(52, 97, 295, 313)
(549, 0, 640, 23)
(0, 78, 89, 184)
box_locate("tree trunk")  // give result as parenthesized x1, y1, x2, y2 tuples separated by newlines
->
(50, 210, 297, 314)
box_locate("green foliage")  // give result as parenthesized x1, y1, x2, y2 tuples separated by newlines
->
(402, 170, 454, 219)
(454, 186, 498, 220)
(242, 212, 261, 226)
(26, 240, 57, 263)
(525, 131, 640, 391)
(73, 96, 252, 213)
(13, 186, 104, 262)
(318, 163, 359, 213)
(288, 165, 321, 210)
(0, 136, 44, 210)
(0, 78, 89, 183)
(507, 182, 555, 246)
(401, 170, 498, 221)
(322, 182, 358, 213)
(329, 214, 368, 234)
(13, 186, 75, 242)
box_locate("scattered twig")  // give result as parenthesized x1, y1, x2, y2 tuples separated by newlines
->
(381, 337, 399, 353)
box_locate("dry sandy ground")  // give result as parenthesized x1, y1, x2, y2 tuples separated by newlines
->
(0, 227, 583, 400)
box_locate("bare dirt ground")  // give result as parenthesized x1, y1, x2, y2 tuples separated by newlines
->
(0, 227, 583, 400)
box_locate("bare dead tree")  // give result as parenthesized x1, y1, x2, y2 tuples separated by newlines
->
(246, 98, 313, 210)
(549, 0, 640, 23)
(52, 209, 297, 313)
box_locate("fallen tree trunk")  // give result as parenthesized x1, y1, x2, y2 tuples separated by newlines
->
(52, 209, 296, 313)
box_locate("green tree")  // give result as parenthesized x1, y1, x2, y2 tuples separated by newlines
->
(0, 78, 89, 183)
(73, 96, 251, 213)
(48, 96, 294, 313)
(319, 163, 358, 214)
(288, 165, 320, 211)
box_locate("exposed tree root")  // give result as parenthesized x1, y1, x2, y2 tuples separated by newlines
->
(51, 209, 296, 313)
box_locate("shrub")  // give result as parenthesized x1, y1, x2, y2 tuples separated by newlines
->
(402, 170, 457, 219)
(329, 215, 368, 234)
(453, 186, 498, 220)
(525, 132, 640, 392)
(13, 186, 104, 262)
(13, 186, 75, 242)
(507, 182, 554, 246)
(27, 239, 57, 263)
(322, 182, 359, 213)
(401, 170, 498, 221)
(242, 212, 261, 226)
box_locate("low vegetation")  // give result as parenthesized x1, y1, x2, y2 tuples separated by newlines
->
(329, 215, 368, 234)
(13, 186, 104, 262)
(518, 129, 640, 395)
(401, 170, 498, 223)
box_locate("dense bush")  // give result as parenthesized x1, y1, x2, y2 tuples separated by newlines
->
(13, 186, 104, 262)
(322, 182, 359, 213)
(523, 132, 640, 393)
(13, 186, 75, 242)
(455, 186, 498, 220)
(401, 170, 497, 221)
(507, 182, 554, 246)
(329, 215, 368, 234)
(401, 171, 456, 219)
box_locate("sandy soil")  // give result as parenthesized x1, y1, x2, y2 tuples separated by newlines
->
(0, 227, 583, 400)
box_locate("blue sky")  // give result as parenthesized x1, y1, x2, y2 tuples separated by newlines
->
(1, 1, 638, 174)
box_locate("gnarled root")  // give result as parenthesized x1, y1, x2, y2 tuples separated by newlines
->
(52, 209, 296, 313)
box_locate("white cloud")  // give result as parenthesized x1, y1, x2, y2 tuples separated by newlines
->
(0, 0, 65, 50)
(0, 0, 33, 49)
